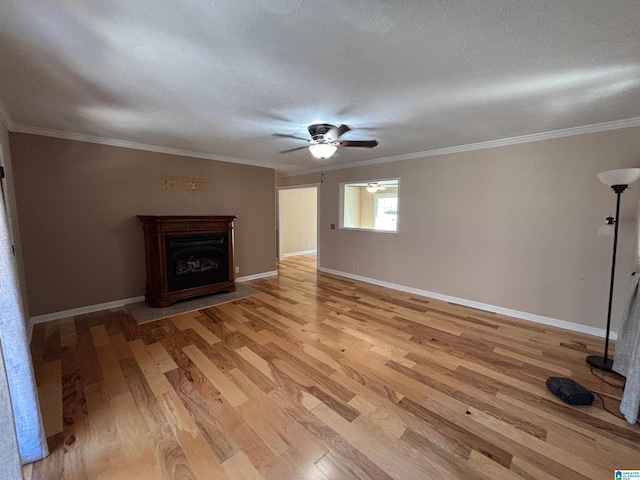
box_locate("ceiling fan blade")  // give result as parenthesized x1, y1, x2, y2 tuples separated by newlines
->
(325, 124, 351, 141)
(338, 140, 378, 148)
(272, 133, 309, 141)
(278, 146, 308, 154)
(336, 124, 351, 138)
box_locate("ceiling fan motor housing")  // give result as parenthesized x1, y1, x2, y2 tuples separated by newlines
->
(308, 123, 336, 142)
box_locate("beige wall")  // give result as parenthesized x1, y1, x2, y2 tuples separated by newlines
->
(279, 127, 640, 332)
(343, 185, 361, 228)
(359, 188, 374, 229)
(279, 186, 317, 256)
(10, 133, 276, 316)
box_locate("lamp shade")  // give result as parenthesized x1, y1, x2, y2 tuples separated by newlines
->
(597, 168, 640, 187)
(308, 143, 337, 159)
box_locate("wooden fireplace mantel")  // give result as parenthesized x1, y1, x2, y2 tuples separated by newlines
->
(138, 215, 237, 307)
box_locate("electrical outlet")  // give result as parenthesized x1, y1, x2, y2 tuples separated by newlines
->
(235, 266, 240, 274)
(355, 265, 359, 272)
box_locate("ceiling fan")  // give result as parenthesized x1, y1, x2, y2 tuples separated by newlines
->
(273, 123, 378, 159)
(365, 182, 386, 193)
(350, 182, 386, 192)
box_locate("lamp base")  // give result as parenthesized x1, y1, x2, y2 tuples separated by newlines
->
(586, 355, 614, 372)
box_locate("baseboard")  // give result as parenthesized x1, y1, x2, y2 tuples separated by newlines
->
(282, 249, 317, 258)
(318, 267, 617, 340)
(28, 270, 279, 325)
(236, 270, 278, 282)
(30, 296, 145, 325)
(29, 267, 611, 340)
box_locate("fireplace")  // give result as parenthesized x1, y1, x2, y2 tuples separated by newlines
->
(138, 215, 236, 307)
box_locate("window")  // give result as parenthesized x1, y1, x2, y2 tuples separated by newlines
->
(340, 179, 399, 232)
(374, 194, 398, 230)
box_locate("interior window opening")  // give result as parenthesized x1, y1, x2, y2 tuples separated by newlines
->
(340, 179, 399, 232)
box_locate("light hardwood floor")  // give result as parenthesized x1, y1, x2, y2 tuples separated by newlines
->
(25, 255, 640, 479)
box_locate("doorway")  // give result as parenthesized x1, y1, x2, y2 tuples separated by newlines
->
(277, 185, 319, 267)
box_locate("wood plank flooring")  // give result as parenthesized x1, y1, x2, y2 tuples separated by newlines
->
(25, 255, 640, 479)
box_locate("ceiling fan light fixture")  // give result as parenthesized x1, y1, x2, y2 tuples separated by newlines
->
(308, 143, 337, 159)
(366, 182, 380, 193)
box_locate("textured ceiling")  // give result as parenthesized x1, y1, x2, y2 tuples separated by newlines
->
(0, 1, 639, 173)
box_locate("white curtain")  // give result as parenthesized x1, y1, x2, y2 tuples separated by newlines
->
(0, 188, 47, 462)
(0, 337, 22, 479)
(612, 202, 640, 423)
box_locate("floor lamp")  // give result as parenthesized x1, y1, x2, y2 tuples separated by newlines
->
(587, 168, 640, 371)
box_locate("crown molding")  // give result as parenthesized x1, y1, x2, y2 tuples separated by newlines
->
(0, 100, 16, 131)
(277, 116, 640, 177)
(11, 123, 277, 170)
(4, 112, 639, 176)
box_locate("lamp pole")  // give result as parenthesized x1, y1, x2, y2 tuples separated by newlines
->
(587, 184, 627, 372)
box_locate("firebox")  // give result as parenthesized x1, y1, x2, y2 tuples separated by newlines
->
(138, 215, 237, 307)
(166, 233, 228, 292)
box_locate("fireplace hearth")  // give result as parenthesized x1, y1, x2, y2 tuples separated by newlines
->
(138, 215, 237, 307)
